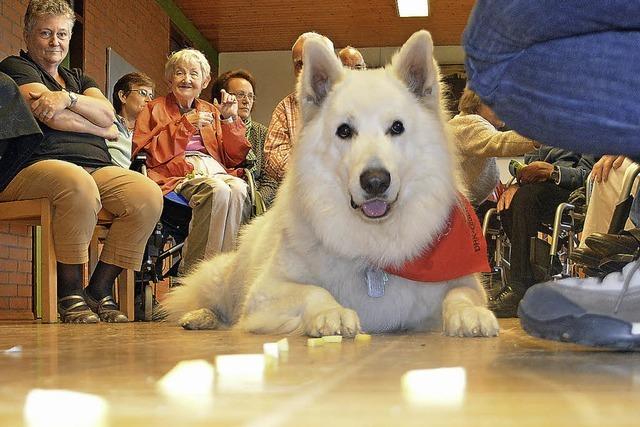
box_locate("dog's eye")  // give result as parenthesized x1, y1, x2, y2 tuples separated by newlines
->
(336, 123, 353, 139)
(388, 120, 404, 136)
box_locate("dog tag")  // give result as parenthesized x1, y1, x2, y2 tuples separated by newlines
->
(365, 267, 388, 298)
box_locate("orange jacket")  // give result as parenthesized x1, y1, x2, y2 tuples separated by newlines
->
(132, 93, 251, 194)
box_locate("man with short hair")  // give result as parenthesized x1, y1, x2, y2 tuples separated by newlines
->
(263, 32, 334, 184)
(338, 46, 366, 70)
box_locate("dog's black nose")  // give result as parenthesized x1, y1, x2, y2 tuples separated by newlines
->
(360, 168, 391, 196)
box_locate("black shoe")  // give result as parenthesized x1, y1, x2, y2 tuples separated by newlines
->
(488, 284, 525, 318)
(586, 231, 640, 257)
(569, 247, 602, 268)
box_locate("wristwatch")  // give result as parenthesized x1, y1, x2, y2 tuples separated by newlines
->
(66, 90, 78, 108)
(550, 166, 560, 184)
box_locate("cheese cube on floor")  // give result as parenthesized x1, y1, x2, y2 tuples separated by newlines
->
(263, 342, 279, 358)
(215, 354, 265, 378)
(307, 338, 325, 347)
(277, 338, 289, 352)
(355, 333, 371, 342)
(24, 389, 109, 427)
(157, 359, 215, 396)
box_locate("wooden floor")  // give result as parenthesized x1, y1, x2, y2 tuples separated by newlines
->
(1, 319, 640, 427)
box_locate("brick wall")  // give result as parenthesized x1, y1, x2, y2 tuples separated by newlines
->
(0, 0, 26, 59)
(0, 0, 172, 319)
(0, 224, 33, 319)
(1, 1, 31, 319)
(83, 0, 170, 95)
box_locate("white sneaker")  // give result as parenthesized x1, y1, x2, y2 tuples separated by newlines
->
(518, 260, 640, 350)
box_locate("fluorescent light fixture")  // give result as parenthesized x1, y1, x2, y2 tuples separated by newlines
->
(397, 0, 429, 17)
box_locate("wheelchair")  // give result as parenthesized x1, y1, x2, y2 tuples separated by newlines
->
(132, 154, 266, 321)
(482, 199, 583, 295)
(583, 162, 640, 274)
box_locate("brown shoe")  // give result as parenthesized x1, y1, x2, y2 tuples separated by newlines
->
(58, 294, 100, 324)
(85, 293, 129, 323)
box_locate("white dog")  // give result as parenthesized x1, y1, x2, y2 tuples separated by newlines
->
(164, 30, 499, 338)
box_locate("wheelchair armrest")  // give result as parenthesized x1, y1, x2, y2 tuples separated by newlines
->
(130, 153, 148, 175)
(482, 208, 499, 237)
(241, 158, 256, 170)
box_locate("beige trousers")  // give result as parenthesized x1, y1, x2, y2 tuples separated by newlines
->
(175, 155, 248, 272)
(0, 160, 163, 270)
(579, 158, 637, 247)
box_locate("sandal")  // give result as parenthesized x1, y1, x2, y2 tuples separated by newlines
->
(58, 295, 100, 324)
(85, 293, 129, 323)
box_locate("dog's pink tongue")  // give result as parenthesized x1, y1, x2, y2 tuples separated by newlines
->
(362, 200, 388, 218)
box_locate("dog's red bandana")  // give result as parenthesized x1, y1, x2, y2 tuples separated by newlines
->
(385, 195, 490, 282)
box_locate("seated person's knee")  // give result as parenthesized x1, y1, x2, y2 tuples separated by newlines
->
(61, 169, 102, 214)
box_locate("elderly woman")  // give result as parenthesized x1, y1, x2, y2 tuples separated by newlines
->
(108, 72, 155, 168)
(133, 49, 251, 274)
(449, 88, 538, 218)
(212, 69, 278, 208)
(0, 0, 163, 323)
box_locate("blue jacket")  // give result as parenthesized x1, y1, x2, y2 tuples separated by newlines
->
(524, 146, 595, 191)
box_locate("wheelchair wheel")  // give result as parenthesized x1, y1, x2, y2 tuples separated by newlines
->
(143, 283, 153, 321)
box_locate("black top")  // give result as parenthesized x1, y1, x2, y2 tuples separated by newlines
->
(0, 51, 112, 168)
(0, 71, 43, 192)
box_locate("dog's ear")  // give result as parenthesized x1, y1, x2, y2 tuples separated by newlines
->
(298, 38, 343, 121)
(390, 30, 439, 102)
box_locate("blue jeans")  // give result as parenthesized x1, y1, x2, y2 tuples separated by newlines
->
(463, 0, 640, 157)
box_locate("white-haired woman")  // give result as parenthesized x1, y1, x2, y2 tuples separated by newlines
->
(0, 0, 163, 323)
(133, 48, 251, 274)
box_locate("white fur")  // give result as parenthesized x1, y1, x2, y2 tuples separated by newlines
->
(164, 31, 499, 338)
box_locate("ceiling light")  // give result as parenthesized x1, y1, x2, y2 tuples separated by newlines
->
(397, 0, 429, 17)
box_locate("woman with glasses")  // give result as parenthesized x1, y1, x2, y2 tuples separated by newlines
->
(109, 72, 155, 168)
(0, 0, 163, 323)
(133, 49, 251, 275)
(212, 69, 278, 208)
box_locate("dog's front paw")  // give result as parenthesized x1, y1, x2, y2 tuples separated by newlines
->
(179, 308, 219, 330)
(444, 305, 499, 337)
(306, 307, 361, 338)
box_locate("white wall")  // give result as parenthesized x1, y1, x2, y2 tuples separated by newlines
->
(218, 45, 465, 126)
(496, 157, 524, 183)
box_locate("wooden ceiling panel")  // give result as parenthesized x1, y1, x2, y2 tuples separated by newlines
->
(173, 0, 475, 52)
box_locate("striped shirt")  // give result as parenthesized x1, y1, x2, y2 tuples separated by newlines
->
(264, 92, 299, 183)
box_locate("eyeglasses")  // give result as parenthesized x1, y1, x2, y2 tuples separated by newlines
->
(229, 92, 256, 102)
(127, 88, 154, 100)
